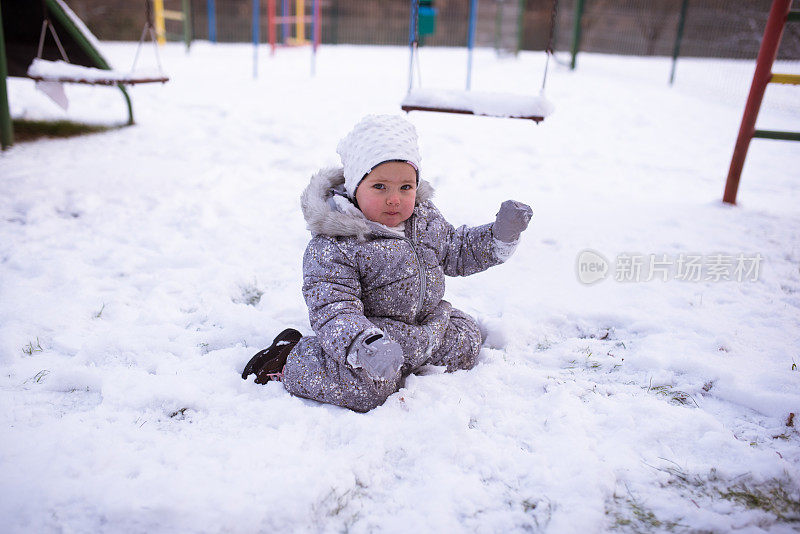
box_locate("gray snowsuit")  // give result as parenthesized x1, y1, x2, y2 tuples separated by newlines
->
(282, 166, 512, 412)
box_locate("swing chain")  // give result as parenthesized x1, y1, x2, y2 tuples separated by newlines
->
(408, 0, 422, 93)
(145, 0, 154, 28)
(36, 0, 70, 62)
(131, 0, 164, 75)
(541, 0, 558, 92)
(545, 0, 558, 55)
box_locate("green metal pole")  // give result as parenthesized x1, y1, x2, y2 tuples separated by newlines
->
(0, 0, 14, 149)
(119, 86, 134, 125)
(182, 0, 192, 51)
(43, 0, 134, 124)
(570, 0, 585, 70)
(753, 129, 800, 141)
(515, 0, 525, 55)
(669, 0, 689, 85)
(45, 0, 111, 69)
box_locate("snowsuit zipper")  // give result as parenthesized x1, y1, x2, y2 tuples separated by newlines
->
(409, 217, 426, 319)
(406, 217, 435, 355)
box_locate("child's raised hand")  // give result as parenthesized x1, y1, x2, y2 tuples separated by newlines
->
(493, 200, 533, 243)
(350, 332, 404, 382)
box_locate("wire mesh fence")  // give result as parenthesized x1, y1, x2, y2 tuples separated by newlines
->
(548, 0, 799, 59)
(63, 0, 799, 60)
(58, 0, 800, 112)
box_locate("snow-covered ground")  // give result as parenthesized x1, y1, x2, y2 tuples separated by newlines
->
(1, 42, 799, 533)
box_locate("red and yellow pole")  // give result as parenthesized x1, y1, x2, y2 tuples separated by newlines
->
(268, 0, 276, 55)
(295, 0, 305, 43)
(153, 0, 167, 45)
(724, 0, 793, 204)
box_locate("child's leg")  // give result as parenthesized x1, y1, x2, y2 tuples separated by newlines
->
(282, 336, 400, 413)
(427, 308, 482, 372)
(369, 300, 453, 370)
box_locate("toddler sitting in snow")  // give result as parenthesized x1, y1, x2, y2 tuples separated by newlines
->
(242, 114, 532, 412)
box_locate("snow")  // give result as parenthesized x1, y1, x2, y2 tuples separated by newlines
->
(2, 42, 799, 532)
(27, 58, 168, 85)
(402, 88, 554, 119)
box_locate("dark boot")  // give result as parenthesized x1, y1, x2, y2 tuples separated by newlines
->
(242, 328, 303, 383)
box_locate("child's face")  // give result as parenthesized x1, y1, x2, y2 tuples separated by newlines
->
(355, 161, 417, 227)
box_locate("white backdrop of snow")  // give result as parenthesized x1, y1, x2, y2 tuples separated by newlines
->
(1, 43, 799, 533)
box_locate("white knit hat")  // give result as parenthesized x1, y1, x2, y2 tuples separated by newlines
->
(336, 114, 421, 198)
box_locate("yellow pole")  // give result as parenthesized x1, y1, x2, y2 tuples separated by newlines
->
(296, 0, 305, 43)
(770, 73, 800, 85)
(154, 0, 167, 45)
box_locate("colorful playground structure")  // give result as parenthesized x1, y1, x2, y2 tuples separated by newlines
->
(152, 0, 192, 50)
(248, 0, 321, 77)
(204, 0, 320, 55)
(724, 0, 800, 204)
(150, 0, 321, 57)
(266, 0, 321, 54)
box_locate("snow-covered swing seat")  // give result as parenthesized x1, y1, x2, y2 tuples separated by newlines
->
(401, 0, 556, 123)
(27, 58, 169, 86)
(401, 88, 554, 123)
(26, 0, 169, 87)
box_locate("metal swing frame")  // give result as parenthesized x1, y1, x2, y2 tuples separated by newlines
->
(401, 0, 558, 122)
(27, 0, 169, 87)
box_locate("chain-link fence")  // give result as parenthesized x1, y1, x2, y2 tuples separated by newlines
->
(64, 0, 800, 60)
(547, 0, 799, 59)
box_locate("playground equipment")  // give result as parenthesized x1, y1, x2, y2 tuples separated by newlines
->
(0, 0, 170, 149)
(267, 0, 321, 53)
(251, 0, 321, 78)
(27, 0, 169, 87)
(152, 0, 192, 50)
(401, 0, 557, 122)
(567, 0, 694, 85)
(723, 0, 800, 205)
(0, 0, 10, 148)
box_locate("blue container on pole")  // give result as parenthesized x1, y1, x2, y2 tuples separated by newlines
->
(418, 1, 437, 36)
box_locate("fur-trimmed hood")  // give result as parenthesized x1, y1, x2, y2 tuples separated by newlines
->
(300, 166, 435, 240)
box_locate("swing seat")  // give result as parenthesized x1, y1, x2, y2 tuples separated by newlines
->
(27, 58, 169, 86)
(401, 88, 554, 122)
